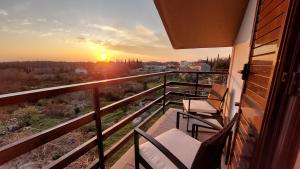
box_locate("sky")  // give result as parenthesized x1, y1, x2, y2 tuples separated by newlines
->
(0, 0, 232, 62)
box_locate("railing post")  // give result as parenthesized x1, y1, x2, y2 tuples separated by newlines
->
(162, 73, 167, 113)
(195, 73, 199, 96)
(93, 88, 105, 169)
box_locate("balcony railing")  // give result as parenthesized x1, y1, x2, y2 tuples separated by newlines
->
(0, 71, 228, 169)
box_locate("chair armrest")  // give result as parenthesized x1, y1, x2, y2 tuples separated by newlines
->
(134, 128, 188, 169)
(185, 96, 208, 100)
(176, 112, 222, 130)
(182, 90, 205, 94)
(184, 97, 222, 101)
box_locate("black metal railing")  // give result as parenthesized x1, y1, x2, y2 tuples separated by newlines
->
(0, 71, 228, 168)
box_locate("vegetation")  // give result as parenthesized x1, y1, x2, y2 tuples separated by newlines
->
(0, 60, 229, 168)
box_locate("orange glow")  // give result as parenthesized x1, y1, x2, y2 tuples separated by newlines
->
(97, 54, 110, 62)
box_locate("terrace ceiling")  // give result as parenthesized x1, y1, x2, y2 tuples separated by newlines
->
(154, 0, 249, 49)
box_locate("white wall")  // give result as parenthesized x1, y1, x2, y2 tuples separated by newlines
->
(224, 0, 257, 118)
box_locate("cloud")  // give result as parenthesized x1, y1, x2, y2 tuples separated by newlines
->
(76, 36, 86, 42)
(53, 20, 63, 25)
(135, 24, 155, 37)
(21, 19, 32, 25)
(87, 24, 123, 34)
(0, 9, 8, 16)
(37, 18, 47, 22)
(40, 32, 53, 37)
(52, 28, 71, 33)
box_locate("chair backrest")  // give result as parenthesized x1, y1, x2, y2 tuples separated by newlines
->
(207, 83, 228, 111)
(191, 112, 240, 169)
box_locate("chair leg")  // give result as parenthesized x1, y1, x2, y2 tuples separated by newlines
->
(176, 112, 180, 129)
(196, 125, 199, 139)
(134, 131, 140, 169)
(192, 124, 195, 138)
(225, 131, 233, 165)
(186, 116, 190, 132)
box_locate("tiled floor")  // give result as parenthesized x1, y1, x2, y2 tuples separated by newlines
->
(111, 108, 223, 169)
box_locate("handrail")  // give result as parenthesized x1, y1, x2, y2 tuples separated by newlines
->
(171, 71, 228, 74)
(0, 71, 172, 106)
(0, 71, 228, 168)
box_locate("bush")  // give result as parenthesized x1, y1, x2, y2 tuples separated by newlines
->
(43, 103, 72, 118)
(13, 106, 40, 127)
(80, 123, 96, 134)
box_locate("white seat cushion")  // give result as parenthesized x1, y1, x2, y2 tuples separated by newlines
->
(183, 100, 217, 113)
(189, 118, 222, 132)
(139, 128, 202, 169)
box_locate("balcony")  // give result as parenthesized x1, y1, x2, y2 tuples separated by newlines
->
(0, 71, 228, 169)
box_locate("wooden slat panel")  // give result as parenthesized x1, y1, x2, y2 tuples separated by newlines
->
(249, 65, 273, 77)
(261, 0, 274, 9)
(255, 27, 282, 45)
(243, 89, 266, 110)
(251, 59, 274, 65)
(248, 74, 270, 88)
(231, 0, 289, 169)
(257, 0, 289, 30)
(252, 42, 278, 56)
(246, 82, 268, 98)
(241, 107, 264, 133)
(256, 14, 285, 38)
(259, 0, 286, 20)
(236, 134, 252, 158)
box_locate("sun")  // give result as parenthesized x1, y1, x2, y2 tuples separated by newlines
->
(98, 54, 109, 62)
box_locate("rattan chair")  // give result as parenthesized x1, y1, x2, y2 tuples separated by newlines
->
(134, 112, 240, 169)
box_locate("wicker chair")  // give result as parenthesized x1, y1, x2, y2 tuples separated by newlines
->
(134, 112, 240, 169)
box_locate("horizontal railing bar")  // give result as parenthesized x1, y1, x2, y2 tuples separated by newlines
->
(137, 106, 164, 128)
(103, 95, 164, 139)
(171, 71, 228, 74)
(168, 101, 182, 105)
(104, 105, 164, 159)
(45, 136, 97, 169)
(0, 111, 95, 165)
(88, 106, 164, 169)
(168, 91, 205, 97)
(168, 81, 212, 88)
(0, 71, 172, 106)
(86, 159, 99, 169)
(100, 84, 164, 117)
(104, 130, 134, 160)
(0, 84, 164, 165)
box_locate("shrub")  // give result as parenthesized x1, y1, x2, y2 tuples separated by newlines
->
(13, 106, 40, 127)
(80, 123, 96, 134)
(43, 103, 71, 118)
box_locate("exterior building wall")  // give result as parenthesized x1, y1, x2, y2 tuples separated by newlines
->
(224, 0, 257, 118)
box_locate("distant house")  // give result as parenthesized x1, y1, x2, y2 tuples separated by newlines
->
(75, 68, 88, 75)
(179, 61, 191, 69)
(166, 64, 178, 71)
(190, 63, 211, 72)
(143, 65, 167, 71)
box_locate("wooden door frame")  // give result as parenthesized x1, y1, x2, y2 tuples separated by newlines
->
(251, 0, 300, 168)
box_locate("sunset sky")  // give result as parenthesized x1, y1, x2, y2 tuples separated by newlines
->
(0, 0, 232, 62)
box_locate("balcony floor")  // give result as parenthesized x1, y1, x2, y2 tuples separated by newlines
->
(111, 108, 224, 169)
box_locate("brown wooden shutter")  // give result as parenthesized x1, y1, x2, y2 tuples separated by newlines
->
(229, 0, 291, 168)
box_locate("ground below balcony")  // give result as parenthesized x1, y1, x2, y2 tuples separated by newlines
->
(112, 108, 226, 169)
